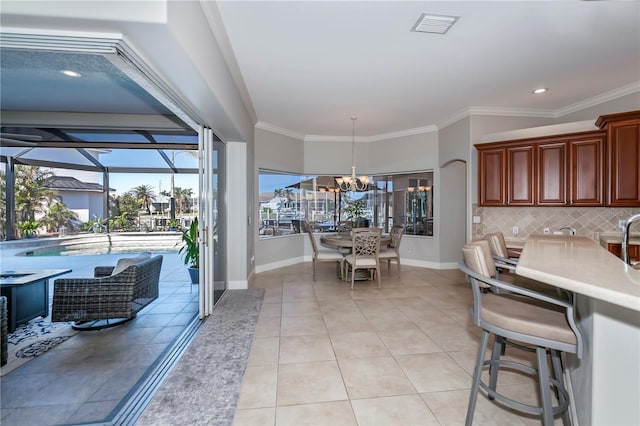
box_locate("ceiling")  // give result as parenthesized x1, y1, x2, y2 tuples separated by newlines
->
(215, 0, 640, 136)
(0, 1, 639, 139)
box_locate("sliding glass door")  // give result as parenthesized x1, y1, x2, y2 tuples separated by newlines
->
(198, 127, 226, 318)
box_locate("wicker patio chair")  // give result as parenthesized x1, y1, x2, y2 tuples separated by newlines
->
(51, 255, 163, 330)
(1, 296, 7, 366)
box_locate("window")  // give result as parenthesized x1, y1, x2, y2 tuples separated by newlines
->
(258, 170, 433, 237)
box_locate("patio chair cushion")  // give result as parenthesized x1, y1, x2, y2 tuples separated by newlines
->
(111, 252, 151, 276)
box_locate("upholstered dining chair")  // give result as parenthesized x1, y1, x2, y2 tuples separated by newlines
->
(379, 224, 405, 277)
(459, 243, 582, 426)
(303, 220, 345, 281)
(344, 227, 382, 290)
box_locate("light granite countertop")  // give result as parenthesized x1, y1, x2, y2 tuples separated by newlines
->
(597, 231, 640, 247)
(516, 234, 640, 312)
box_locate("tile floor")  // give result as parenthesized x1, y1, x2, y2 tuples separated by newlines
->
(234, 262, 554, 426)
(0, 251, 198, 425)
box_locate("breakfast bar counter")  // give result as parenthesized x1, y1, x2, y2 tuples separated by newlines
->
(515, 235, 640, 425)
(516, 235, 640, 311)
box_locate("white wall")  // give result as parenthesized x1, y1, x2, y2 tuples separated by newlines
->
(227, 142, 248, 289)
(254, 127, 306, 269)
(256, 128, 443, 270)
(438, 117, 471, 249)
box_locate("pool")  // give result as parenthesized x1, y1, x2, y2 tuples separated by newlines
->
(14, 233, 183, 257)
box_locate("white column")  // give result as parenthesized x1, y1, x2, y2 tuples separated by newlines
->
(227, 141, 248, 289)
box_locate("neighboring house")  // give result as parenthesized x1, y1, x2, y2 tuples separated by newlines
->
(45, 175, 109, 223)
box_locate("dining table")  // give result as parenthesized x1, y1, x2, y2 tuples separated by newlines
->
(319, 232, 392, 281)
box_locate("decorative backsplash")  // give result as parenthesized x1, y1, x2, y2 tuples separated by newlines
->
(472, 205, 640, 242)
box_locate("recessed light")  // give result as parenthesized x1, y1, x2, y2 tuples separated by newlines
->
(61, 70, 81, 78)
(533, 88, 548, 94)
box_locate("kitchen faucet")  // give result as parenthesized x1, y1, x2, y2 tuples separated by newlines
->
(558, 227, 576, 236)
(622, 213, 640, 266)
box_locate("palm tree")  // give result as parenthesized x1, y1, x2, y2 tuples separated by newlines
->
(42, 200, 78, 232)
(15, 165, 55, 222)
(132, 184, 156, 214)
(174, 187, 193, 214)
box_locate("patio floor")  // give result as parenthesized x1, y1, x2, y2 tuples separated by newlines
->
(0, 246, 198, 425)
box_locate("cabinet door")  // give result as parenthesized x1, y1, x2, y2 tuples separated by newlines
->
(608, 122, 640, 206)
(569, 135, 604, 206)
(507, 145, 534, 205)
(478, 148, 505, 206)
(537, 142, 566, 205)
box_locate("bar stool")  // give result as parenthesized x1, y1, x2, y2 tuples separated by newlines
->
(459, 243, 582, 426)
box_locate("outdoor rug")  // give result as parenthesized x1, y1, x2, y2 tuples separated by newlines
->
(1, 318, 78, 376)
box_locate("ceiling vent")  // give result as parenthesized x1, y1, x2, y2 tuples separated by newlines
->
(411, 13, 459, 34)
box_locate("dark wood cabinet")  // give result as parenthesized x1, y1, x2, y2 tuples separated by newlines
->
(597, 111, 640, 206)
(537, 142, 566, 205)
(477, 131, 603, 206)
(507, 145, 535, 205)
(478, 148, 506, 206)
(477, 110, 640, 207)
(568, 134, 604, 206)
(607, 243, 640, 262)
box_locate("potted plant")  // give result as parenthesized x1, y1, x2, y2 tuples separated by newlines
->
(18, 220, 40, 238)
(167, 218, 180, 231)
(179, 217, 199, 284)
(345, 199, 369, 228)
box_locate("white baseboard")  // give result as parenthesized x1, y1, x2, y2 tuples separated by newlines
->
(255, 257, 457, 273)
(403, 259, 459, 270)
(255, 256, 306, 273)
(228, 280, 248, 290)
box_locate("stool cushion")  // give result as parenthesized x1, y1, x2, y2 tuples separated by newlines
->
(482, 293, 577, 345)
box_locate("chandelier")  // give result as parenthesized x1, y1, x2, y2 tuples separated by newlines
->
(335, 116, 370, 192)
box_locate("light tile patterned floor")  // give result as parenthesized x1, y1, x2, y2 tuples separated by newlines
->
(0, 252, 198, 426)
(235, 262, 554, 426)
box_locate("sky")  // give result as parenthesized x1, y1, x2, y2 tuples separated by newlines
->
(109, 172, 198, 196)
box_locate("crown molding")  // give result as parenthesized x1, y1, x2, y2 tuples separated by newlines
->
(255, 81, 640, 142)
(304, 135, 369, 143)
(466, 106, 555, 118)
(255, 121, 305, 140)
(368, 125, 438, 142)
(553, 81, 640, 118)
(437, 106, 555, 129)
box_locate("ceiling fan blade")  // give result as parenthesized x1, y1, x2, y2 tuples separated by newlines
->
(0, 133, 43, 142)
(0, 137, 38, 146)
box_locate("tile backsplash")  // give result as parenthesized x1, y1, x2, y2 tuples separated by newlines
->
(472, 205, 640, 242)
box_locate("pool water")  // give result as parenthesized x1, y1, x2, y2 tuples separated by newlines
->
(20, 244, 180, 257)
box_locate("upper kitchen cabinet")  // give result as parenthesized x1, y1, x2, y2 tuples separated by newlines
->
(477, 143, 536, 206)
(537, 141, 566, 206)
(478, 147, 506, 205)
(507, 145, 535, 205)
(476, 131, 605, 206)
(568, 133, 605, 206)
(596, 110, 640, 206)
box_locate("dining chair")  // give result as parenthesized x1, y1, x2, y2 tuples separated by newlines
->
(379, 224, 405, 277)
(459, 243, 582, 426)
(303, 220, 345, 281)
(344, 227, 382, 290)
